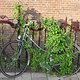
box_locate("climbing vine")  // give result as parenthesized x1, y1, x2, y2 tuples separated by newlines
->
(42, 18, 75, 76)
(13, 4, 75, 76)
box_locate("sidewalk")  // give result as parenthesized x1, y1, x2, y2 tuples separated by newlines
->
(0, 72, 80, 80)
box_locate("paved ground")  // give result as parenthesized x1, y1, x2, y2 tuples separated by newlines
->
(0, 72, 80, 80)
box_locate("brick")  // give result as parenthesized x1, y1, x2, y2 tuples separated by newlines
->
(0, 0, 80, 20)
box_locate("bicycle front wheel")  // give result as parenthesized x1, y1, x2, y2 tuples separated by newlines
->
(0, 40, 30, 78)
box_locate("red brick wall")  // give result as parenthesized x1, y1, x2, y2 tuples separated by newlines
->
(0, 0, 80, 20)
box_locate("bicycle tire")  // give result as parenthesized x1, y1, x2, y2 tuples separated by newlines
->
(0, 40, 30, 78)
(72, 45, 80, 75)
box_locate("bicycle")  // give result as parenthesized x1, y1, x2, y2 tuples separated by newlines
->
(0, 21, 80, 78)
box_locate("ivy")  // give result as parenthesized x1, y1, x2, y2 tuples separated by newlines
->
(13, 4, 75, 76)
(42, 18, 74, 76)
(13, 3, 26, 35)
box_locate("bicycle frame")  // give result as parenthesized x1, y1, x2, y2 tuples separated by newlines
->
(16, 24, 46, 66)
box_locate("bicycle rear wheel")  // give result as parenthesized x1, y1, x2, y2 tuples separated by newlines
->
(52, 45, 80, 75)
(0, 40, 30, 78)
